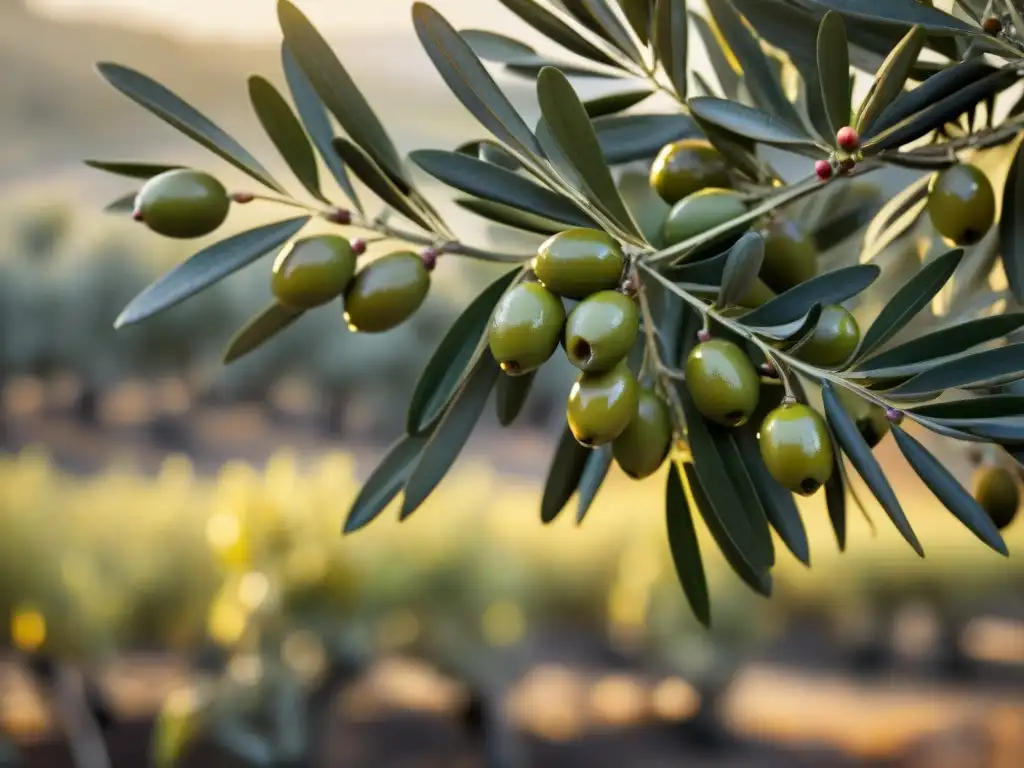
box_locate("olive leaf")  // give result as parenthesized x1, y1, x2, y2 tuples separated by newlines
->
(745, 303, 823, 344)
(887, 342, 1024, 398)
(496, 0, 621, 67)
(583, 88, 655, 118)
(248, 75, 325, 203)
(456, 198, 565, 235)
(689, 11, 741, 101)
(577, 445, 614, 523)
(84, 160, 183, 180)
(594, 114, 702, 164)
(95, 63, 284, 194)
(817, 11, 852, 138)
(823, 427, 848, 551)
(859, 173, 930, 263)
(805, 0, 979, 35)
(909, 394, 1024, 420)
(115, 216, 310, 328)
(653, 0, 688, 99)
(459, 28, 539, 61)
(619, 0, 653, 42)
(738, 264, 880, 327)
(618, 170, 671, 247)
(344, 435, 429, 533)
(854, 25, 924, 135)
(1000, 138, 1024, 304)
(717, 232, 766, 309)
(581, 0, 646, 65)
(541, 426, 594, 523)
(223, 302, 305, 364)
(687, 97, 820, 149)
(104, 192, 139, 214)
(667, 463, 712, 627)
(456, 139, 523, 171)
(332, 139, 434, 232)
(496, 371, 537, 427)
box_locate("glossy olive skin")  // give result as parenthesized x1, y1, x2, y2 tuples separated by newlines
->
(563, 291, 639, 373)
(796, 305, 860, 368)
(760, 218, 817, 293)
(685, 339, 760, 427)
(662, 188, 748, 247)
(613, 388, 672, 479)
(343, 251, 430, 333)
(759, 403, 834, 496)
(973, 465, 1019, 530)
(738, 278, 776, 309)
(835, 387, 889, 448)
(649, 139, 732, 205)
(567, 363, 639, 447)
(534, 228, 626, 299)
(488, 282, 566, 376)
(135, 169, 230, 239)
(927, 163, 996, 246)
(271, 236, 357, 309)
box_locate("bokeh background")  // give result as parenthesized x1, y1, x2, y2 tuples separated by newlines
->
(1, 1, 1023, 766)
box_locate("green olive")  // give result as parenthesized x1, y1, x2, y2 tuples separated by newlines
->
(567, 363, 639, 446)
(563, 291, 639, 373)
(758, 402, 834, 496)
(796, 305, 860, 368)
(343, 251, 430, 333)
(649, 139, 732, 205)
(973, 465, 1019, 530)
(134, 169, 230, 239)
(927, 163, 996, 246)
(738, 277, 777, 309)
(271, 235, 357, 309)
(685, 338, 760, 427)
(534, 228, 626, 299)
(612, 388, 672, 479)
(835, 388, 890, 448)
(760, 218, 817, 293)
(662, 188, 748, 247)
(488, 282, 566, 376)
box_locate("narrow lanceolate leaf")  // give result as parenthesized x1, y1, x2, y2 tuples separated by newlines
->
(456, 198, 564, 235)
(583, 88, 655, 118)
(822, 382, 923, 555)
(496, 371, 536, 427)
(909, 395, 1024, 421)
(817, 12, 851, 138)
(223, 302, 304, 364)
(687, 97, 818, 148)
(278, 0, 405, 185)
(582, 0, 646, 65)
(804, 0, 979, 34)
(332, 139, 432, 232)
(739, 265, 880, 327)
(746, 303, 822, 344)
(401, 352, 501, 520)
(857, 248, 964, 361)
(408, 269, 520, 435)
(891, 426, 1008, 555)
(84, 160, 182, 180)
(413, 3, 544, 164)
(459, 29, 539, 61)
(619, 0, 653, 41)
(577, 445, 614, 523)
(282, 43, 361, 211)
(95, 63, 284, 193)
(495, 0, 619, 66)
(594, 113, 701, 164)
(654, 0, 688, 98)
(115, 216, 310, 328)
(667, 463, 711, 627)
(823, 430, 848, 551)
(1000, 139, 1024, 303)
(536, 67, 643, 240)
(717, 232, 765, 309)
(248, 76, 324, 203)
(855, 25, 924, 135)
(887, 343, 1024, 398)
(541, 426, 593, 523)
(689, 12, 741, 101)
(410, 149, 596, 229)
(344, 435, 428, 533)
(104, 192, 138, 214)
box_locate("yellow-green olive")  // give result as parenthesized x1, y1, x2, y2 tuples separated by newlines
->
(796, 305, 860, 368)
(271, 235, 357, 309)
(685, 338, 760, 427)
(649, 139, 732, 205)
(343, 251, 430, 333)
(612, 388, 673, 479)
(758, 402, 834, 496)
(662, 188, 748, 247)
(973, 465, 1019, 530)
(488, 282, 566, 376)
(738, 278, 777, 309)
(534, 228, 626, 299)
(567, 363, 639, 447)
(563, 291, 639, 373)
(134, 169, 230, 239)
(760, 218, 817, 293)
(927, 163, 996, 246)
(835, 388, 889, 448)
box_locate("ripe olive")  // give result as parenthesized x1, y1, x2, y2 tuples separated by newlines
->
(488, 282, 566, 376)
(972, 465, 1019, 530)
(612, 388, 672, 479)
(685, 338, 760, 427)
(662, 188, 748, 247)
(738, 278, 777, 309)
(343, 251, 430, 333)
(758, 403, 834, 496)
(927, 163, 996, 246)
(563, 291, 639, 373)
(760, 218, 817, 293)
(567, 363, 639, 447)
(534, 228, 626, 299)
(134, 169, 230, 239)
(649, 139, 732, 205)
(271, 235, 357, 310)
(796, 305, 860, 368)
(835, 388, 889, 448)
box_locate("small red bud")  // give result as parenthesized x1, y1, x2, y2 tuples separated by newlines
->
(886, 408, 904, 425)
(983, 17, 1002, 35)
(837, 126, 860, 152)
(131, 208, 144, 222)
(815, 160, 833, 181)
(231, 192, 255, 204)
(696, 328, 712, 344)
(326, 207, 351, 225)
(351, 238, 367, 256)
(420, 246, 439, 271)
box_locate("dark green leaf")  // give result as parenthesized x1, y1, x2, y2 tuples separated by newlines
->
(817, 12, 851, 138)
(503, 57, 623, 79)
(666, 463, 711, 627)
(344, 435, 428, 533)
(857, 248, 964, 360)
(811, 183, 884, 250)
(401, 352, 501, 519)
(103, 192, 138, 214)
(95, 63, 284, 193)
(932, 417, 1024, 443)
(717, 232, 765, 309)
(891, 426, 1007, 554)
(822, 382, 923, 555)
(459, 29, 537, 61)
(248, 76, 324, 203)
(577, 445, 614, 523)
(594, 113, 702, 164)
(332, 139, 432, 232)
(910, 395, 1024, 420)
(855, 25, 924, 135)
(687, 97, 817, 148)
(536, 67, 642, 239)
(583, 88, 655, 118)
(860, 174, 930, 263)
(456, 198, 564, 235)
(278, 0, 405, 185)
(691, 114, 768, 182)
(536, 116, 588, 191)
(888, 343, 1024, 398)
(654, 0, 688, 98)
(495, 0, 620, 66)
(407, 269, 520, 435)
(114, 216, 310, 328)
(541, 426, 593, 523)
(223, 302, 304, 364)
(411, 149, 596, 228)
(619, 0, 653, 41)
(689, 11, 741, 101)
(85, 160, 182, 180)
(1000, 139, 1024, 304)
(455, 139, 524, 172)
(805, 0, 979, 34)
(496, 370, 537, 427)
(823, 440, 847, 551)
(745, 303, 823, 343)
(739, 265, 880, 327)
(582, 0, 646, 65)
(281, 43, 361, 210)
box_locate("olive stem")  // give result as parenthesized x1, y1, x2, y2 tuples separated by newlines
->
(239, 193, 320, 212)
(344, 213, 531, 264)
